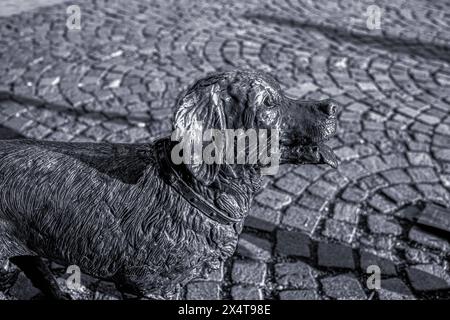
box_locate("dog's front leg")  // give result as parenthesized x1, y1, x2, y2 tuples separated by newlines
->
(9, 255, 72, 300)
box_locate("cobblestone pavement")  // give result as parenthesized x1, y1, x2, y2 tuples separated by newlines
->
(0, 0, 68, 17)
(0, 0, 450, 300)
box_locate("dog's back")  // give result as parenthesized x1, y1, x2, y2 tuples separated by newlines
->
(0, 139, 157, 277)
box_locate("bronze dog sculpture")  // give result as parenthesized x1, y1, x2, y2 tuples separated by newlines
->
(0, 70, 338, 299)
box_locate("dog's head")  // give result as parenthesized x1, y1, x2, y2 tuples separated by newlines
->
(172, 70, 339, 185)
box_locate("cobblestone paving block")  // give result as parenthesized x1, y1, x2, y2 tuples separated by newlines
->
(341, 185, 369, 203)
(367, 215, 402, 236)
(433, 149, 450, 162)
(308, 180, 338, 200)
(395, 204, 421, 221)
(435, 123, 450, 136)
(334, 146, 359, 161)
(407, 152, 435, 167)
(378, 278, 415, 300)
(0, 101, 26, 118)
(359, 155, 390, 173)
(231, 285, 263, 300)
(236, 233, 272, 262)
(26, 124, 52, 139)
(274, 173, 309, 195)
(322, 220, 357, 244)
(297, 192, 329, 212)
(293, 165, 325, 181)
(232, 260, 266, 286)
(347, 102, 370, 114)
(408, 227, 450, 252)
(323, 170, 349, 188)
(278, 289, 320, 300)
(275, 229, 311, 258)
(418, 114, 440, 126)
(186, 282, 220, 300)
(381, 169, 412, 184)
(274, 262, 318, 290)
(359, 251, 397, 276)
(382, 185, 421, 205)
(417, 203, 450, 234)
(405, 248, 442, 265)
(281, 205, 321, 236)
(416, 184, 450, 205)
(406, 264, 450, 291)
(407, 167, 440, 183)
(333, 202, 360, 224)
(254, 188, 292, 210)
(433, 135, 449, 149)
(338, 162, 370, 181)
(381, 154, 409, 169)
(317, 242, 355, 269)
(245, 204, 281, 232)
(440, 174, 450, 188)
(320, 274, 366, 300)
(3, 115, 33, 132)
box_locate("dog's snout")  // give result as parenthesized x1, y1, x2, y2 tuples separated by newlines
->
(318, 100, 339, 117)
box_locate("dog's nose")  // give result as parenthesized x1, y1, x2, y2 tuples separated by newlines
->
(318, 99, 339, 117)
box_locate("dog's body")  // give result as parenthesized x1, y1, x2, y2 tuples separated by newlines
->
(0, 70, 338, 299)
(0, 138, 242, 298)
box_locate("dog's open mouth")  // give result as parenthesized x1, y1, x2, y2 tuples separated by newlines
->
(280, 141, 338, 168)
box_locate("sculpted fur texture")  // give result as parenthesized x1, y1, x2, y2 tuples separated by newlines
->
(0, 70, 339, 299)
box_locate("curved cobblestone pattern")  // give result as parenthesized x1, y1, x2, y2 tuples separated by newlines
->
(0, 0, 450, 300)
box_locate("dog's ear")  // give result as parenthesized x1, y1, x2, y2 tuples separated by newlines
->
(173, 84, 226, 186)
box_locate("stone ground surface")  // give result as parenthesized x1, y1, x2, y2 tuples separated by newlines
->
(0, 0, 450, 300)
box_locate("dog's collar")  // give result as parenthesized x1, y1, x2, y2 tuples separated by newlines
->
(156, 139, 240, 226)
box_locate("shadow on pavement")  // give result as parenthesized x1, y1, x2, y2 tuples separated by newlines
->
(1, 91, 153, 124)
(244, 13, 450, 63)
(0, 124, 25, 140)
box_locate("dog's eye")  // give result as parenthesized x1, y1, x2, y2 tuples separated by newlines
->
(263, 96, 272, 107)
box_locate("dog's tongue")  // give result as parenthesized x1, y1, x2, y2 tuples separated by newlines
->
(318, 144, 338, 168)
